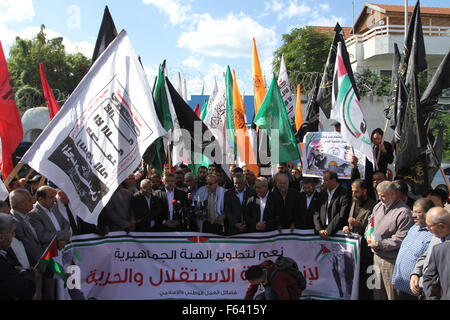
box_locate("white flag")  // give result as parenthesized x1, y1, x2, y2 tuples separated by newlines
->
(202, 76, 231, 178)
(177, 72, 182, 97)
(183, 78, 188, 102)
(21, 31, 167, 225)
(335, 42, 374, 165)
(164, 74, 189, 166)
(277, 55, 296, 132)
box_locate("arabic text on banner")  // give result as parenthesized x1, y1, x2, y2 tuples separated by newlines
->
(62, 230, 360, 300)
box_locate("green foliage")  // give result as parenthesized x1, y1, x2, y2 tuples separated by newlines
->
(272, 26, 332, 92)
(431, 111, 450, 162)
(354, 69, 391, 96)
(7, 24, 91, 110)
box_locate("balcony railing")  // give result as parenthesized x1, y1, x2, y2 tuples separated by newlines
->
(345, 24, 450, 47)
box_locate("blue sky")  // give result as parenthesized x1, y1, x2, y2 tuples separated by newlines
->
(1, 0, 449, 98)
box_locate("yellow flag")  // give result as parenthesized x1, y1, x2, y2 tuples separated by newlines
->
(295, 83, 304, 154)
(233, 70, 259, 176)
(295, 83, 303, 131)
(252, 38, 265, 117)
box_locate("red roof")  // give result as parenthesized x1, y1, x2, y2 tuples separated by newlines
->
(311, 26, 353, 38)
(371, 3, 450, 16)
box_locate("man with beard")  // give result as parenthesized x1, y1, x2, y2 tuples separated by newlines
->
(343, 179, 376, 299)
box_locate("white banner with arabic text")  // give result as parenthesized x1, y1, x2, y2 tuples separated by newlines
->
(62, 230, 360, 300)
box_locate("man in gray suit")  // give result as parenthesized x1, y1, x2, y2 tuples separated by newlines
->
(28, 185, 71, 300)
(409, 207, 450, 298)
(9, 188, 43, 266)
(412, 207, 450, 299)
(29, 186, 71, 250)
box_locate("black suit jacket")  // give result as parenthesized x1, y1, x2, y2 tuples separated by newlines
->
(224, 187, 256, 235)
(154, 188, 189, 231)
(297, 191, 321, 229)
(245, 191, 278, 232)
(0, 254, 35, 300)
(314, 185, 351, 235)
(131, 191, 164, 232)
(271, 188, 301, 229)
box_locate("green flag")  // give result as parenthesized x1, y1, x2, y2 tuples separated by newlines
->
(200, 99, 208, 121)
(150, 63, 173, 173)
(225, 66, 237, 156)
(253, 73, 300, 164)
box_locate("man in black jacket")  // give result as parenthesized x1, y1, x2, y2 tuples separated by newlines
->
(245, 177, 278, 232)
(271, 174, 301, 232)
(132, 179, 164, 232)
(224, 173, 256, 235)
(0, 213, 36, 300)
(154, 173, 189, 232)
(314, 170, 351, 239)
(297, 178, 320, 229)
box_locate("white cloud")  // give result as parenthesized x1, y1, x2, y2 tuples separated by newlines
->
(279, 1, 312, 20)
(182, 56, 203, 69)
(319, 3, 331, 12)
(177, 12, 277, 59)
(142, 0, 192, 26)
(0, 0, 34, 24)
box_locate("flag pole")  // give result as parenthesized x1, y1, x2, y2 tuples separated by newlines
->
(4, 161, 25, 187)
(375, 119, 390, 171)
(34, 235, 57, 269)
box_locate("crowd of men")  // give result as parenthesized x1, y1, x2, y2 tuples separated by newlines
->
(1, 127, 449, 300)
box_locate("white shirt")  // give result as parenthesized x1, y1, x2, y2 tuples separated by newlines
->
(326, 185, 339, 225)
(236, 188, 246, 205)
(10, 237, 30, 268)
(258, 192, 269, 222)
(306, 191, 316, 208)
(166, 189, 175, 220)
(145, 195, 155, 228)
(37, 203, 61, 231)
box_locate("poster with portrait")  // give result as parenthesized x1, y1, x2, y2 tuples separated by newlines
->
(302, 132, 366, 179)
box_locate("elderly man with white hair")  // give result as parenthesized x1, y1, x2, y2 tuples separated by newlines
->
(365, 180, 414, 300)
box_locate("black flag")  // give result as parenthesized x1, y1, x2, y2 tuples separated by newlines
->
(92, 6, 118, 64)
(384, 43, 402, 127)
(165, 77, 219, 165)
(395, 74, 430, 195)
(297, 74, 320, 143)
(420, 50, 450, 108)
(399, 0, 427, 87)
(426, 121, 444, 182)
(316, 23, 358, 118)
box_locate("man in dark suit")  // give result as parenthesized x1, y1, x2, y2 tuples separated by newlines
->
(132, 179, 163, 232)
(155, 173, 189, 232)
(245, 177, 278, 232)
(0, 213, 36, 300)
(297, 178, 320, 229)
(371, 128, 394, 175)
(314, 170, 351, 240)
(271, 173, 301, 232)
(224, 173, 256, 235)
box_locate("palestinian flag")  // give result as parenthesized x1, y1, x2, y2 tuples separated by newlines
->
(364, 216, 375, 239)
(38, 236, 66, 281)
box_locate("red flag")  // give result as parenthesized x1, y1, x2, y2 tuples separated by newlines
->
(40, 63, 60, 119)
(194, 103, 200, 117)
(40, 236, 59, 261)
(0, 41, 23, 180)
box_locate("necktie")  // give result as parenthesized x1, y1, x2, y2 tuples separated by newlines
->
(64, 204, 78, 235)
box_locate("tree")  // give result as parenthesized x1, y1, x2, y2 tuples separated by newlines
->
(7, 24, 91, 111)
(272, 26, 332, 92)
